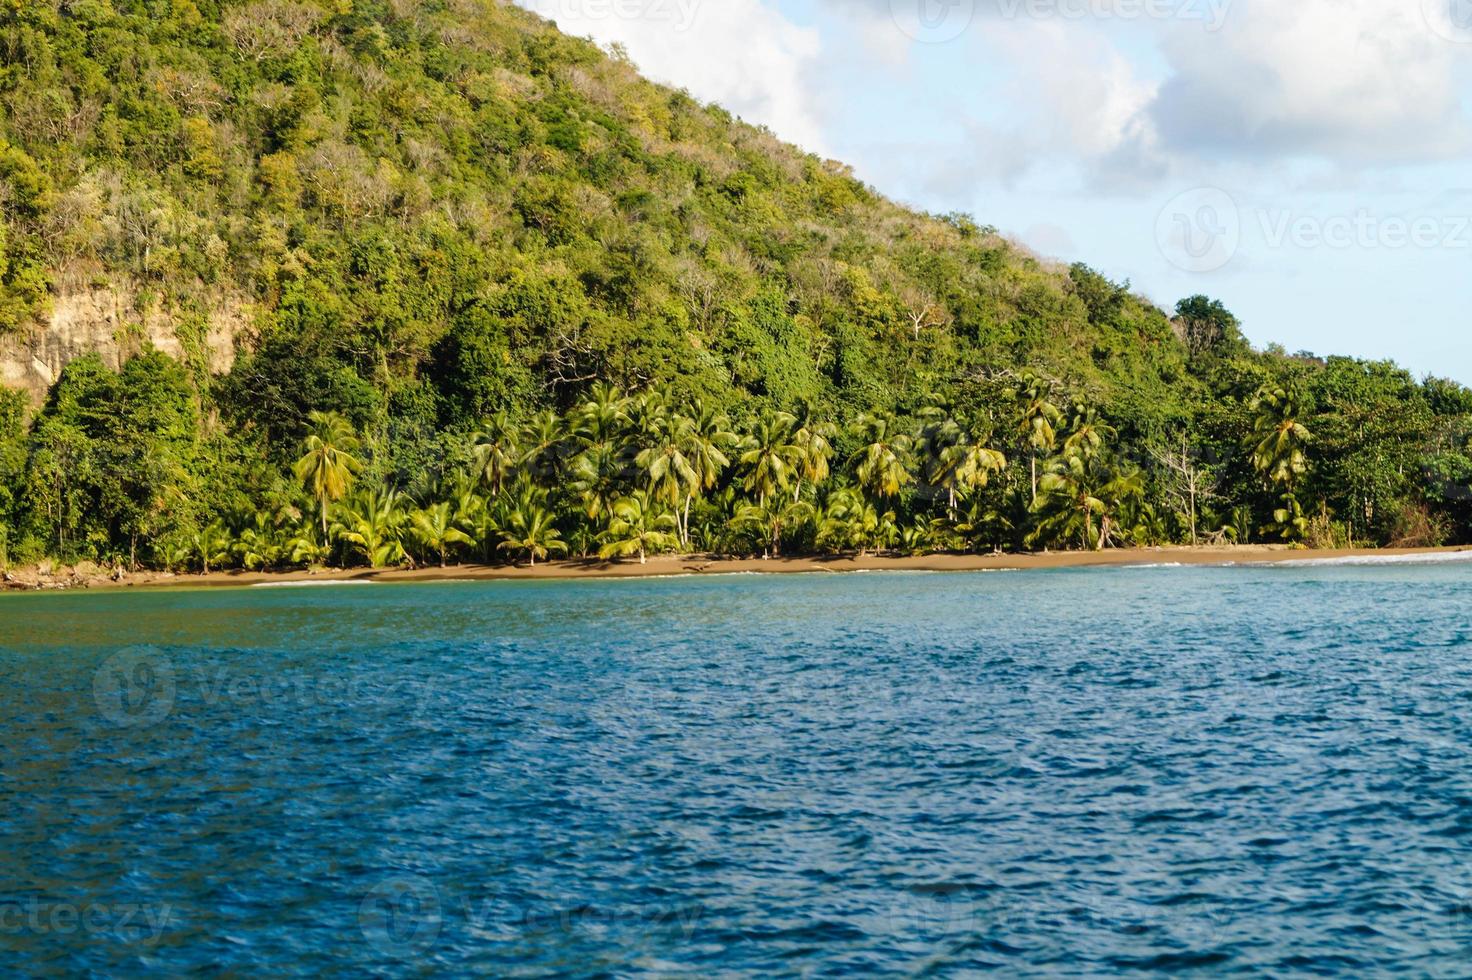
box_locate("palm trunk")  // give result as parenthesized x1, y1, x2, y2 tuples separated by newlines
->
(1030, 454, 1038, 505)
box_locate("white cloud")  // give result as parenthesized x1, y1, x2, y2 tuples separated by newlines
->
(865, 19, 1165, 195)
(1150, 0, 1472, 163)
(516, 0, 828, 152)
(815, 0, 1472, 183)
(991, 20, 1159, 162)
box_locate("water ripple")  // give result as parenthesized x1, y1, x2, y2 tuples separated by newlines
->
(3, 565, 1472, 975)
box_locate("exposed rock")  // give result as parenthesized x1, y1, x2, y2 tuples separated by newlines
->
(0, 287, 244, 404)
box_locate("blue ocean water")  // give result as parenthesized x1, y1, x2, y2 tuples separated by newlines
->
(4, 563, 1472, 975)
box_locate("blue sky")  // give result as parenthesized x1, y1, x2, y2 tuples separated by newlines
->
(520, 0, 1472, 383)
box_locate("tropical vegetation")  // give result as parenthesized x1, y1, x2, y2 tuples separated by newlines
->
(0, 1, 1470, 573)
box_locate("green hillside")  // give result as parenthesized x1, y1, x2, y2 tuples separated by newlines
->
(1, 0, 1470, 570)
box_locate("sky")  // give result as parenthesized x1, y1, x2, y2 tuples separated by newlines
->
(517, 0, 1472, 384)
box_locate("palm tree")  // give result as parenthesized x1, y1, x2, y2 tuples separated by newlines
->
(817, 486, 894, 557)
(191, 520, 232, 574)
(935, 441, 1006, 518)
(1030, 454, 1144, 551)
(637, 412, 699, 544)
(1029, 455, 1104, 551)
(294, 411, 362, 536)
(1249, 385, 1312, 487)
(739, 411, 801, 507)
(573, 382, 630, 448)
(459, 493, 502, 563)
(232, 512, 283, 570)
(334, 487, 407, 568)
(920, 409, 1006, 518)
(1271, 491, 1309, 543)
(1061, 403, 1116, 461)
(730, 497, 815, 559)
(1096, 467, 1145, 549)
(899, 524, 931, 556)
(918, 407, 963, 474)
(445, 475, 483, 533)
(498, 504, 566, 567)
(850, 414, 913, 501)
(519, 410, 567, 484)
(285, 525, 332, 568)
(409, 501, 473, 567)
(790, 403, 837, 503)
(682, 401, 736, 545)
(952, 492, 1015, 555)
(1118, 497, 1169, 547)
(471, 412, 519, 496)
(1014, 372, 1062, 504)
(569, 442, 623, 523)
(599, 491, 679, 564)
(624, 389, 672, 443)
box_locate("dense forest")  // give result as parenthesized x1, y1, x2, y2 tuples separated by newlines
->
(1, 0, 1471, 572)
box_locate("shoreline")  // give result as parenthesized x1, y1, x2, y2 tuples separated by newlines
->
(4, 544, 1471, 593)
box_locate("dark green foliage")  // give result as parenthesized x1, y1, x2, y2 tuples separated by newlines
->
(429, 298, 540, 424)
(15, 350, 199, 565)
(218, 338, 381, 455)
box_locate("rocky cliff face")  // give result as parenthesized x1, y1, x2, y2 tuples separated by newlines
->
(0, 289, 242, 403)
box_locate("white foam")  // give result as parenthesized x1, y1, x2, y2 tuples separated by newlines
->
(1274, 551, 1472, 568)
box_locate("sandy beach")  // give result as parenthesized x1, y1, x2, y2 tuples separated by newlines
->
(4, 544, 1470, 592)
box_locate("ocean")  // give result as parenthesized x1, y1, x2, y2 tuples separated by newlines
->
(4, 561, 1472, 975)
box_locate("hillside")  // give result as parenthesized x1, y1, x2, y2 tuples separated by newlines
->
(0, 0, 1190, 413)
(1, 0, 1470, 569)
